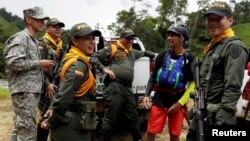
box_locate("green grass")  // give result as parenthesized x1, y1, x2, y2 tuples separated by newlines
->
(0, 87, 10, 100)
(233, 23, 250, 47)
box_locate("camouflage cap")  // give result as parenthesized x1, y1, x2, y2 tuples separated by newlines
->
(120, 28, 137, 37)
(23, 7, 49, 20)
(70, 22, 101, 38)
(204, 1, 232, 17)
(46, 18, 65, 27)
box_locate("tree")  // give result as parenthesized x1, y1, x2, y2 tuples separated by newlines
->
(234, 0, 250, 24)
(107, 4, 165, 52)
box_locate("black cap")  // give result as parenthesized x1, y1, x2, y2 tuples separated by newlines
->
(204, 1, 232, 17)
(120, 28, 137, 37)
(70, 23, 101, 38)
(46, 18, 65, 27)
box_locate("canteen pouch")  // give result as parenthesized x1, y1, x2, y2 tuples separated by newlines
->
(79, 101, 98, 130)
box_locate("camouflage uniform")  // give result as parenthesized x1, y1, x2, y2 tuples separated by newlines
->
(3, 7, 49, 141)
(4, 29, 44, 141)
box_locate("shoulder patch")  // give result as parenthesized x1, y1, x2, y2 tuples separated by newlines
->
(229, 44, 242, 58)
(38, 45, 44, 50)
(73, 70, 84, 90)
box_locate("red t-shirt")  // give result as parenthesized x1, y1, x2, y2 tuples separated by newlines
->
(242, 62, 250, 100)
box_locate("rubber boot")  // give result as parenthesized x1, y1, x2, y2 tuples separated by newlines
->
(102, 130, 112, 141)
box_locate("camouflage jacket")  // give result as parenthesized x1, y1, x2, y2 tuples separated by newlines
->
(3, 28, 44, 94)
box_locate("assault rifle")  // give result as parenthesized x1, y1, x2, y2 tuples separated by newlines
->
(192, 57, 206, 141)
(37, 39, 71, 141)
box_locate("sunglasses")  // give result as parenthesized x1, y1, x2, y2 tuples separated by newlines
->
(125, 37, 135, 40)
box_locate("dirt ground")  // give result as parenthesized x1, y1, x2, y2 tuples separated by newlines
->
(0, 99, 189, 141)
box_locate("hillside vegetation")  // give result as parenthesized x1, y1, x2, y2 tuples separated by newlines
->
(233, 23, 250, 47)
(0, 7, 250, 78)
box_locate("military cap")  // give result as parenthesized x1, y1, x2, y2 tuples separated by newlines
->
(23, 6, 49, 20)
(70, 22, 101, 38)
(204, 1, 232, 17)
(120, 28, 137, 37)
(46, 18, 65, 27)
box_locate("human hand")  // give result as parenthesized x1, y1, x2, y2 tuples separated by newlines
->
(103, 68, 116, 80)
(40, 60, 54, 72)
(168, 102, 181, 114)
(41, 109, 53, 129)
(143, 96, 152, 109)
(46, 83, 57, 99)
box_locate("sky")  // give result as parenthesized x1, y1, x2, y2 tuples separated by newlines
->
(0, 0, 231, 36)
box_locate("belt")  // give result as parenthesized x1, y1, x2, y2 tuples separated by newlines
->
(157, 86, 186, 94)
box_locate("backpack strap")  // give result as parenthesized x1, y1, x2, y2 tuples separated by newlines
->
(108, 44, 117, 61)
(60, 57, 89, 82)
(162, 50, 170, 68)
(41, 38, 52, 50)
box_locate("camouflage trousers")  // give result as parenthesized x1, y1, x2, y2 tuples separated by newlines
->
(10, 92, 40, 141)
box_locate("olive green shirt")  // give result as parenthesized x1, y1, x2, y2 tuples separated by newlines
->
(47, 59, 89, 128)
(93, 44, 145, 84)
(200, 37, 248, 124)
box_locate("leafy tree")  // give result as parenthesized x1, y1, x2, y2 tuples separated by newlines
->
(0, 8, 25, 29)
(107, 7, 165, 52)
(233, 0, 250, 24)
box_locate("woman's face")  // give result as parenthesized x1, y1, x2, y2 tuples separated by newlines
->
(73, 34, 95, 56)
(167, 32, 182, 48)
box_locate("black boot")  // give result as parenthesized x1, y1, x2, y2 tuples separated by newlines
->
(102, 130, 112, 141)
(129, 127, 142, 141)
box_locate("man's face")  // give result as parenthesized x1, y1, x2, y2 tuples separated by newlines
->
(27, 17, 46, 33)
(205, 14, 233, 38)
(120, 36, 134, 48)
(47, 25, 63, 39)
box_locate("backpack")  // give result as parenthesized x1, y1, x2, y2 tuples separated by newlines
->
(101, 44, 117, 66)
(156, 54, 185, 89)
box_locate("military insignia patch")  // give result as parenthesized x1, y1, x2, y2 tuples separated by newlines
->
(229, 44, 241, 58)
(74, 70, 84, 78)
(73, 70, 84, 90)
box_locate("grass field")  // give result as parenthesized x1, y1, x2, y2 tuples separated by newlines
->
(0, 98, 13, 141)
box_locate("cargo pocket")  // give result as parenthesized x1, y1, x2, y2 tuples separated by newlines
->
(79, 101, 98, 130)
